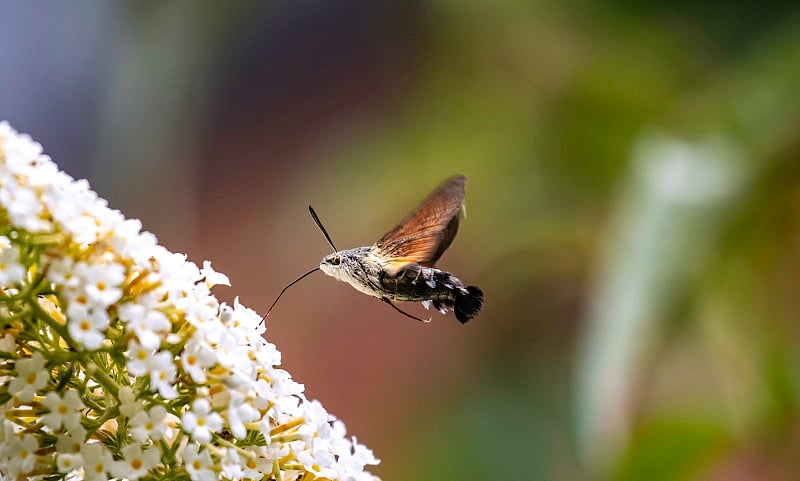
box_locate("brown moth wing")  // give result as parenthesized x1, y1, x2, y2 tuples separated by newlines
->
(374, 175, 467, 276)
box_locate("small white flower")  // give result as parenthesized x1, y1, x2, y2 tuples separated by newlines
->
(296, 441, 337, 480)
(182, 398, 223, 443)
(220, 447, 245, 480)
(56, 425, 88, 455)
(66, 304, 108, 350)
(232, 296, 266, 337)
(240, 446, 274, 479)
(183, 444, 216, 481)
(339, 437, 380, 475)
(125, 339, 153, 377)
(7, 433, 39, 475)
(47, 255, 77, 287)
(327, 419, 352, 455)
(8, 352, 49, 402)
(130, 404, 168, 442)
(81, 443, 113, 481)
(76, 261, 125, 308)
(109, 218, 154, 261)
(41, 390, 84, 431)
(201, 260, 230, 288)
(180, 337, 216, 383)
(112, 444, 160, 479)
(300, 399, 330, 436)
(148, 351, 178, 399)
(56, 452, 83, 473)
(264, 441, 290, 461)
(250, 338, 281, 369)
(226, 389, 260, 440)
(119, 300, 170, 350)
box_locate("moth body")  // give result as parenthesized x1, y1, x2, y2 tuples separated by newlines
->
(320, 246, 483, 323)
(267, 175, 484, 324)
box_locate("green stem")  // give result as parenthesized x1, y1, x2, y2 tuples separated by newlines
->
(88, 355, 121, 398)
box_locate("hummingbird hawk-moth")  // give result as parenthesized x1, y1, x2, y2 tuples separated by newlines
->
(265, 175, 484, 324)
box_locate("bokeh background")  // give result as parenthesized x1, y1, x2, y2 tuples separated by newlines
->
(3, 2, 800, 480)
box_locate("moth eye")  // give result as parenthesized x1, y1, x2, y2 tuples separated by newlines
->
(330, 256, 341, 266)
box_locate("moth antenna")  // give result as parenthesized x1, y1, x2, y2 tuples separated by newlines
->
(261, 267, 320, 324)
(308, 205, 338, 252)
(381, 298, 431, 323)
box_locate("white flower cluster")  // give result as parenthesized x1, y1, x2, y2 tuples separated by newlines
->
(0, 122, 379, 481)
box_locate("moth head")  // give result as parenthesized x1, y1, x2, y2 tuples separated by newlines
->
(319, 252, 345, 277)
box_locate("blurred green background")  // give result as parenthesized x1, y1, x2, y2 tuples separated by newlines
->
(3, 2, 800, 480)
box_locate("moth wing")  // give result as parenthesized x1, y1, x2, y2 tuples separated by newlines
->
(374, 175, 467, 276)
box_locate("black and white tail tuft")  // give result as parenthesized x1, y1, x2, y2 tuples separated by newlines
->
(454, 285, 484, 324)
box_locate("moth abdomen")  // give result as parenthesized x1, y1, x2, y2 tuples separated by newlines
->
(376, 264, 482, 323)
(453, 285, 483, 324)
(426, 279, 482, 324)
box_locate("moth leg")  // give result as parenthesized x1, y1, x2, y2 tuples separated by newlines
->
(381, 297, 431, 323)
